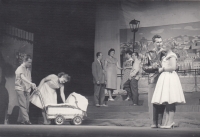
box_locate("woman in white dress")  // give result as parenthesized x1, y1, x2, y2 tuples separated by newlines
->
(151, 43, 186, 129)
(30, 72, 70, 124)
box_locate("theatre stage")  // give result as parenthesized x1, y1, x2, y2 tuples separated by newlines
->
(0, 125, 200, 137)
(23, 92, 200, 128)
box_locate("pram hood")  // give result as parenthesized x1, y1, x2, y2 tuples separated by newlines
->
(65, 92, 88, 112)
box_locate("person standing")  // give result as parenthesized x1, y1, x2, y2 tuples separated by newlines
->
(15, 55, 36, 125)
(105, 49, 122, 101)
(142, 35, 166, 128)
(123, 52, 141, 105)
(151, 43, 186, 129)
(92, 52, 107, 107)
(121, 50, 133, 101)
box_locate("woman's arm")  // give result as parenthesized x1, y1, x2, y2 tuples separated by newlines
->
(104, 60, 108, 71)
(160, 57, 177, 73)
(60, 86, 65, 103)
(117, 62, 123, 70)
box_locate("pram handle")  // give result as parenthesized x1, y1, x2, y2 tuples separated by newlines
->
(30, 89, 47, 113)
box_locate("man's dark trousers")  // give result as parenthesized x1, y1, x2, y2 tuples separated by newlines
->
(149, 83, 165, 126)
(123, 78, 139, 105)
(153, 104, 165, 125)
(94, 84, 105, 105)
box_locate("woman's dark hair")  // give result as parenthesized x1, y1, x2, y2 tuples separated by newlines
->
(58, 72, 71, 82)
(133, 52, 139, 58)
(108, 48, 115, 56)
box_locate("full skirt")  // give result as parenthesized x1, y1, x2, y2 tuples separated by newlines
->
(30, 83, 57, 109)
(151, 71, 186, 104)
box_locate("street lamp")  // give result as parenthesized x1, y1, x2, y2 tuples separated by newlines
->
(129, 19, 140, 52)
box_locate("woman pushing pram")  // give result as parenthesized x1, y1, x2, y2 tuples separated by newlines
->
(30, 72, 88, 125)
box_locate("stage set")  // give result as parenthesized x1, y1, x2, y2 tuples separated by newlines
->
(1, 1, 200, 136)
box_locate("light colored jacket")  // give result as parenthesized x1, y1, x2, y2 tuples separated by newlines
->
(130, 58, 141, 80)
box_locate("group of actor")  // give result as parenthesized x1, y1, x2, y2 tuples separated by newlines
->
(92, 34, 186, 129)
(92, 49, 142, 107)
(0, 34, 186, 128)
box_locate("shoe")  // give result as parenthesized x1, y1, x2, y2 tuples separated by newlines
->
(4, 119, 9, 125)
(17, 121, 25, 125)
(108, 98, 114, 101)
(129, 104, 138, 106)
(24, 121, 32, 125)
(160, 125, 166, 128)
(163, 122, 175, 129)
(95, 104, 100, 107)
(100, 104, 108, 107)
(157, 124, 161, 128)
(43, 120, 51, 125)
(125, 98, 129, 101)
(150, 124, 157, 128)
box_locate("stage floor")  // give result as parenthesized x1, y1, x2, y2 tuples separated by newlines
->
(0, 125, 200, 137)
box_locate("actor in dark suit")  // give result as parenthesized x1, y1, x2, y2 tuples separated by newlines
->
(92, 52, 107, 107)
(142, 35, 166, 128)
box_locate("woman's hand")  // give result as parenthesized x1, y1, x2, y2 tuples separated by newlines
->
(159, 68, 164, 73)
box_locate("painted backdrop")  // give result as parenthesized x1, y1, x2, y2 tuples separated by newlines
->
(120, 21, 200, 72)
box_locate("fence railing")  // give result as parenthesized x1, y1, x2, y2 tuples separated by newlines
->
(117, 69, 200, 92)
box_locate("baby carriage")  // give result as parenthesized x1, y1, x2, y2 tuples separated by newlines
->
(32, 90, 88, 125)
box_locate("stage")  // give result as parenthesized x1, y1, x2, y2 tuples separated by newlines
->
(0, 125, 200, 137)
(19, 92, 200, 128)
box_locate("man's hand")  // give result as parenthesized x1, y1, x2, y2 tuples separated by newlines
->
(31, 83, 37, 89)
(105, 80, 107, 84)
(97, 81, 100, 84)
(128, 76, 132, 80)
(152, 62, 159, 69)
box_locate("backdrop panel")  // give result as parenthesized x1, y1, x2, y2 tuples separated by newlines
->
(94, 1, 121, 93)
(0, 24, 33, 114)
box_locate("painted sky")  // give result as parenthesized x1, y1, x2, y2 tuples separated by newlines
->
(120, 21, 200, 42)
(120, 1, 200, 28)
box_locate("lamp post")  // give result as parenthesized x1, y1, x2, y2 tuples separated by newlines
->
(129, 19, 140, 52)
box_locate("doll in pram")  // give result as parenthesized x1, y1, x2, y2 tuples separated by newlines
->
(32, 90, 88, 125)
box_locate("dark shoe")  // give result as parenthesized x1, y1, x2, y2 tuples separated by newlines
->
(24, 121, 32, 125)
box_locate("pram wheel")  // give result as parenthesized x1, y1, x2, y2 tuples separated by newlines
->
(71, 116, 82, 125)
(55, 115, 65, 125)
